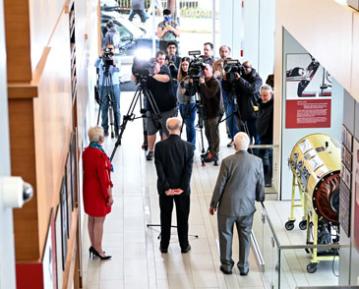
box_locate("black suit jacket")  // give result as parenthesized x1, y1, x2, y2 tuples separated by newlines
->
(154, 135, 194, 196)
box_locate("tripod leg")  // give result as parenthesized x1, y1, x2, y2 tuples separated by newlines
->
(109, 105, 114, 138)
(96, 104, 101, 126)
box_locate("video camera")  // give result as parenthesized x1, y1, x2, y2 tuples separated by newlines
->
(188, 50, 206, 80)
(132, 57, 156, 81)
(102, 47, 115, 68)
(223, 59, 245, 82)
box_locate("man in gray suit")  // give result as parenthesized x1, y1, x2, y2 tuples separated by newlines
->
(209, 132, 265, 275)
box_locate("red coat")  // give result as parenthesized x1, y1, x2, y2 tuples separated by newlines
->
(82, 146, 113, 217)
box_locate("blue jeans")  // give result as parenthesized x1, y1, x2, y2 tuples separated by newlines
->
(128, 9, 149, 23)
(179, 103, 197, 148)
(222, 90, 239, 139)
(99, 84, 121, 133)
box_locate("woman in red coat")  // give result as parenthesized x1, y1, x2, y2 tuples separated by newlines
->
(83, 126, 113, 260)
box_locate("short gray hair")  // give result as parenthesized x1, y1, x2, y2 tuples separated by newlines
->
(219, 45, 231, 52)
(260, 84, 273, 95)
(234, 132, 250, 151)
(88, 126, 104, 143)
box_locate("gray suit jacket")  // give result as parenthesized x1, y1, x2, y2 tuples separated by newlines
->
(210, 151, 265, 217)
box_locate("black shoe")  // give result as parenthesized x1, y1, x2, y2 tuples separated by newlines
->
(239, 269, 249, 276)
(146, 151, 154, 161)
(220, 265, 232, 275)
(181, 245, 191, 253)
(104, 131, 109, 137)
(159, 246, 168, 253)
(203, 152, 217, 162)
(227, 140, 233, 148)
(89, 247, 111, 260)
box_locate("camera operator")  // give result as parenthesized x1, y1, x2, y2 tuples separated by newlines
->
(157, 9, 180, 52)
(255, 84, 274, 187)
(234, 61, 263, 143)
(177, 57, 197, 148)
(198, 64, 223, 162)
(95, 44, 121, 137)
(200, 42, 215, 65)
(165, 41, 181, 96)
(213, 45, 239, 147)
(144, 51, 178, 161)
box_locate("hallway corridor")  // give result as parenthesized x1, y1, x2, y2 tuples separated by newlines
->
(82, 92, 265, 289)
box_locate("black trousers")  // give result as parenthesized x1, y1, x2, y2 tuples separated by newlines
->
(159, 193, 190, 250)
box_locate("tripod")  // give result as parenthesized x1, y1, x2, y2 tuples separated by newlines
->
(217, 89, 253, 153)
(110, 78, 161, 161)
(178, 95, 205, 152)
(96, 66, 120, 139)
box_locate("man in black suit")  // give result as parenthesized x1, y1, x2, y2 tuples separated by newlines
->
(154, 117, 194, 254)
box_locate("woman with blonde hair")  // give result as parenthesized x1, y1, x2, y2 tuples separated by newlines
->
(177, 57, 197, 148)
(83, 126, 113, 260)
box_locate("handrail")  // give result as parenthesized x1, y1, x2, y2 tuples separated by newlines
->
(259, 202, 348, 250)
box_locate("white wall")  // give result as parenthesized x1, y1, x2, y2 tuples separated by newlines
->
(219, 0, 275, 79)
(0, 0, 16, 287)
(275, 0, 359, 102)
(219, 0, 242, 59)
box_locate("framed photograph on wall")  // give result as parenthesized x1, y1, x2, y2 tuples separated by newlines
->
(65, 154, 73, 217)
(60, 178, 68, 270)
(342, 125, 353, 152)
(55, 205, 63, 287)
(342, 145, 353, 171)
(70, 131, 78, 209)
(341, 164, 351, 190)
(352, 139, 359, 251)
(339, 182, 351, 238)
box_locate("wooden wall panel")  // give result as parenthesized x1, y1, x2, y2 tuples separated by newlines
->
(9, 97, 40, 261)
(34, 12, 73, 259)
(4, 0, 32, 82)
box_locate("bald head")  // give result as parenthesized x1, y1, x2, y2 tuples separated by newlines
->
(166, 117, 182, 135)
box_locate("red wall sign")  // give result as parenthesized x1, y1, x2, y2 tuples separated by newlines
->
(286, 99, 331, 128)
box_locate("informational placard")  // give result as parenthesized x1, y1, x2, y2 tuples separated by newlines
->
(286, 99, 331, 128)
(285, 53, 332, 129)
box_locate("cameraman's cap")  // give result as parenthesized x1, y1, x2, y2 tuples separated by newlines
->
(163, 9, 171, 15)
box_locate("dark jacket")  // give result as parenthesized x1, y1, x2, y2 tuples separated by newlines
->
(154, 135, 194, 195)
(234, 69, 262, 121)
(255, 98, 273, 144)
(199, 77, 223, 119)
(146, 67, 177, 112)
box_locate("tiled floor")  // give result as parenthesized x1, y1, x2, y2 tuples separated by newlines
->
(81, 92, 266, 289)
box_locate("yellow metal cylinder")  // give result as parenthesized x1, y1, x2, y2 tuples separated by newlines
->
(288, 133, 340, 223)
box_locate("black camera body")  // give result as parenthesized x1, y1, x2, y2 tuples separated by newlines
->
(102, 47, 115, 68)
(224, 59, 245, 82)
(132, 57, 156, 81)
(188, 50, 206, 80)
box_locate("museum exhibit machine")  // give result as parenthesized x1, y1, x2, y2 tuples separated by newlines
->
(286, 133, 341, 273)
